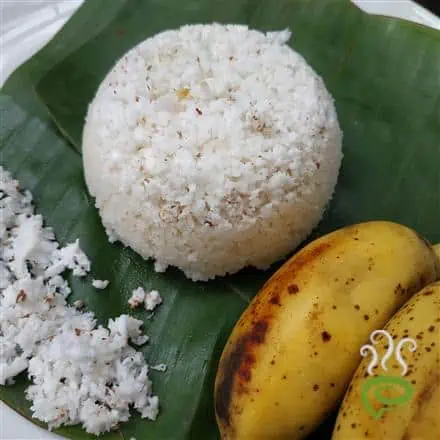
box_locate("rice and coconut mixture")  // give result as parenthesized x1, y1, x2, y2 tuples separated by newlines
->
(83, 24, 342, 281)
(0, 167, 159, 434)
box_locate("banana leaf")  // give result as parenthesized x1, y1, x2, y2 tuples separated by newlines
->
(1, 0, 439, 439)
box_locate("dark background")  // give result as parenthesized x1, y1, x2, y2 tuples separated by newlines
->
(416, 0, 439, 16)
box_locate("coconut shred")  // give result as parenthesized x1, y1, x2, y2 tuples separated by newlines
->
(0, 166, 160, 435)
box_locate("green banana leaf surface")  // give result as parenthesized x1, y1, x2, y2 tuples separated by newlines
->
(1, 0, 439, 439)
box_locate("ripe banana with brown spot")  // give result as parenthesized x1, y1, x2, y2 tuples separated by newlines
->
(214, 221, 439, 440)
(332, 282, 440, 440)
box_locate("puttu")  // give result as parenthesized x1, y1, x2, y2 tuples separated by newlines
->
(82, 24, 342, 281)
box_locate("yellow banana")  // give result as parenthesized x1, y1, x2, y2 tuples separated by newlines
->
(214, 221, 439, 440)
(332, 282, 440, 440)
(434, 243, 440, 262)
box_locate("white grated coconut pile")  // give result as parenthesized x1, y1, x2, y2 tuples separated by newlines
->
(83, 23, 343, 281)
(0, 167, 159, 435)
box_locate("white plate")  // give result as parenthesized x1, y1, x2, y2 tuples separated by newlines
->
(1, 1, 439, 439)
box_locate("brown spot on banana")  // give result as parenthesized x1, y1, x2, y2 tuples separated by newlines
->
(321, 331, 332, 342)
(215, 318, 270, 426)
(288, 283, 299, 294)
(215, 237, 335, 432)
(269, 294, 281, 305)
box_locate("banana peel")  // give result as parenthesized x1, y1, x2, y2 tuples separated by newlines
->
(332, 282, 440, 440)
(214, 221, 439, 440)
